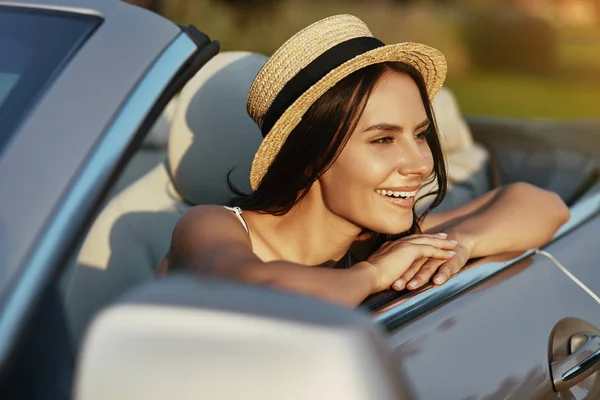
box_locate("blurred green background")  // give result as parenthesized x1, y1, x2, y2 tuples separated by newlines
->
(132, 0, 600, 120)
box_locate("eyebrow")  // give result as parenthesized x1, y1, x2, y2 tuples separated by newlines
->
(363, 118, 431, 133)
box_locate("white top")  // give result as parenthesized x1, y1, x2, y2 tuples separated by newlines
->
(223, 206, 249, 234)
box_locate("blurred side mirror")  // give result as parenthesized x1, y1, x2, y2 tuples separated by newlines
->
(73, 274, 411, 400)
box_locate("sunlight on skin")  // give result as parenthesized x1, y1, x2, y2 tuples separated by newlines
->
(317, 71, 433, 236)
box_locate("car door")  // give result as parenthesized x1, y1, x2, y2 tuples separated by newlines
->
(537, 186, 600, 297)
(370, 191, 600, 399)
(0, 2, 219, 397)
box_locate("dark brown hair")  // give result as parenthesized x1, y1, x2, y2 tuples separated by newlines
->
(229, 62, 447, 239)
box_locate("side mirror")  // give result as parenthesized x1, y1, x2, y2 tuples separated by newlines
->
(74, 274, 411, 400)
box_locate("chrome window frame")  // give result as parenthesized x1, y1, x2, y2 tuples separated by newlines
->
(373, 184, 600, 330)
(0, 33, 197, 366)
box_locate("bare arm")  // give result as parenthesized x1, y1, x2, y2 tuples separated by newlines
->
(166, 206, 377, 307)
(164, 206, 456, 306)
(421, 182, 570, 258)
(388, 182, 570, 291)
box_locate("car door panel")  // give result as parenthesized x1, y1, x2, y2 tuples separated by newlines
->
(385, 251, 600, 399)
(540, 212, 600, 296)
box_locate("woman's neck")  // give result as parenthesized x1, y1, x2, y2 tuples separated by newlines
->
(244, 195, 362, 266)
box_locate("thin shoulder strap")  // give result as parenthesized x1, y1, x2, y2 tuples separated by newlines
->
(223, 206, 249, 234)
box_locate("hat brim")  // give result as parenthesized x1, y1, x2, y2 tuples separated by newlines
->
(249, 42, 447, 191)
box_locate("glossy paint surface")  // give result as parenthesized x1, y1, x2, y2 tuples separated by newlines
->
(387, 247, 600, 399)
(542, 213, 600, 297)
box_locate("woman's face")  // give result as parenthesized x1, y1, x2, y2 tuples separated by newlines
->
(317, 70, 434, 234)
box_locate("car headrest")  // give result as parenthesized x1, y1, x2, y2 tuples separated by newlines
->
(431, 87, 474, 153)
(168, 52, 267, 205)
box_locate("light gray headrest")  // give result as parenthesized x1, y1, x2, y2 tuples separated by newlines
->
(168, 52, 267, 205)
(432, 87, 474, 153)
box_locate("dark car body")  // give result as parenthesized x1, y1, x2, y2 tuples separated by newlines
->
(0, 0, 599, 399)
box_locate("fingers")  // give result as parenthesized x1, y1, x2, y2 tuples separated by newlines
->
(399, 236, 457, 251)
(407, 243, 456, 261)
(402, 232, 448, 240)
(406, 258, 447, 290)
(388, 242, 455, 291)
(369, 237, 458, 293)
(377, 236, 469, 293)
(433, 256, 465, 285)
(377, 233, 451, 253)
(374, 235, 455, 257)
(391, 258, 427, 291)
(433, 264, 454, 285)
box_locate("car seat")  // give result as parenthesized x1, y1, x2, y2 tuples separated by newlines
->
(416, 87, 491, 213)
(64, 52, 267, 347)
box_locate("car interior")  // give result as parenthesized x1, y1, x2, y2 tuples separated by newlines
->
(0, 46, 596, 399)
(59, 50, 600, 352)
(0, 1, 597, 395)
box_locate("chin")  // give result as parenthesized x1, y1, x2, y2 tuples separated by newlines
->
(369, 215, 414, 236)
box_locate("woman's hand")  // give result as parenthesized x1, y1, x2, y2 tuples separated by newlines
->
(392, 241, 471, 291)
(362, 233, 458, 293)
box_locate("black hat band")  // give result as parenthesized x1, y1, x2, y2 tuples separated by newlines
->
(260, 36, 385, 138)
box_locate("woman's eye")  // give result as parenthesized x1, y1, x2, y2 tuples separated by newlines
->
(415, 127, 433, 141)
(371, 136, 394, 144)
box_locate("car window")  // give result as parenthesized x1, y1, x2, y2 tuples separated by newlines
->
(0, 6, 101, 156)
(0, 72, 22, 106)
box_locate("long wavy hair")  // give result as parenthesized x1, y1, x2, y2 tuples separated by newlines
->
(229, 61, 447, 243)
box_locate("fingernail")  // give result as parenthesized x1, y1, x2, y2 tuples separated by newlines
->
(395, 279, 404, 289)
(434, 276, 444, 284)
(436, 232, 448, 237)
(407, 280, 418, 289)
(447, 250, 456, 255)
(448, 240, 458, 244)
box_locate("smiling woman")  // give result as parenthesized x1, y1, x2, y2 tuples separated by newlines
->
(162, 14, 569, 306)
(229, 61, 446, 237)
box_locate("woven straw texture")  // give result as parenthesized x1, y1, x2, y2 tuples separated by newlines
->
(247, 14, 447, 190)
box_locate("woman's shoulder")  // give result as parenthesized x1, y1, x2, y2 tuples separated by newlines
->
(167, 205, 254, 272)
(175, 205, 249, 240)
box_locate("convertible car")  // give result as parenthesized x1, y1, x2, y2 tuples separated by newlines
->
(1, 0, 599, 399)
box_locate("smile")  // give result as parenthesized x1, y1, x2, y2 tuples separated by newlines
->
(375, 189, 417, 199)
(375, 189, 417, 209)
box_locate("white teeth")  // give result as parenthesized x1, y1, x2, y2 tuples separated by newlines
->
(376, 189, 418, 198)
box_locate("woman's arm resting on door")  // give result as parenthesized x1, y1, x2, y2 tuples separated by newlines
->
(162, 206, 457, 306)
(421, 182, 570, 258)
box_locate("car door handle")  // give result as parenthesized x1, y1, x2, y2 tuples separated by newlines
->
(552, 332, 600, 392)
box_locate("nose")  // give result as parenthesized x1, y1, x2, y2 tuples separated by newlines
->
(396, 138, 433, 177)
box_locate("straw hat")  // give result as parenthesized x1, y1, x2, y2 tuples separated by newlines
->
(247, 14, 447, 190)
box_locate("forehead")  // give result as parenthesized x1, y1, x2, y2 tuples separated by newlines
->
(358, 71, 427, 126)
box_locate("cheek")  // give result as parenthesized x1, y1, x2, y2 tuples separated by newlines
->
(422, 143, 435, 175)
(318, 147, 377, 206)
(326, 146, 391, 191)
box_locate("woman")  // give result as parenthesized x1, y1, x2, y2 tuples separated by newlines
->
(161, 15, 569, 306)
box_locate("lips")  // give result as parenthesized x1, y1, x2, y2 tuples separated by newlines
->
(375, 186, 420, 209)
